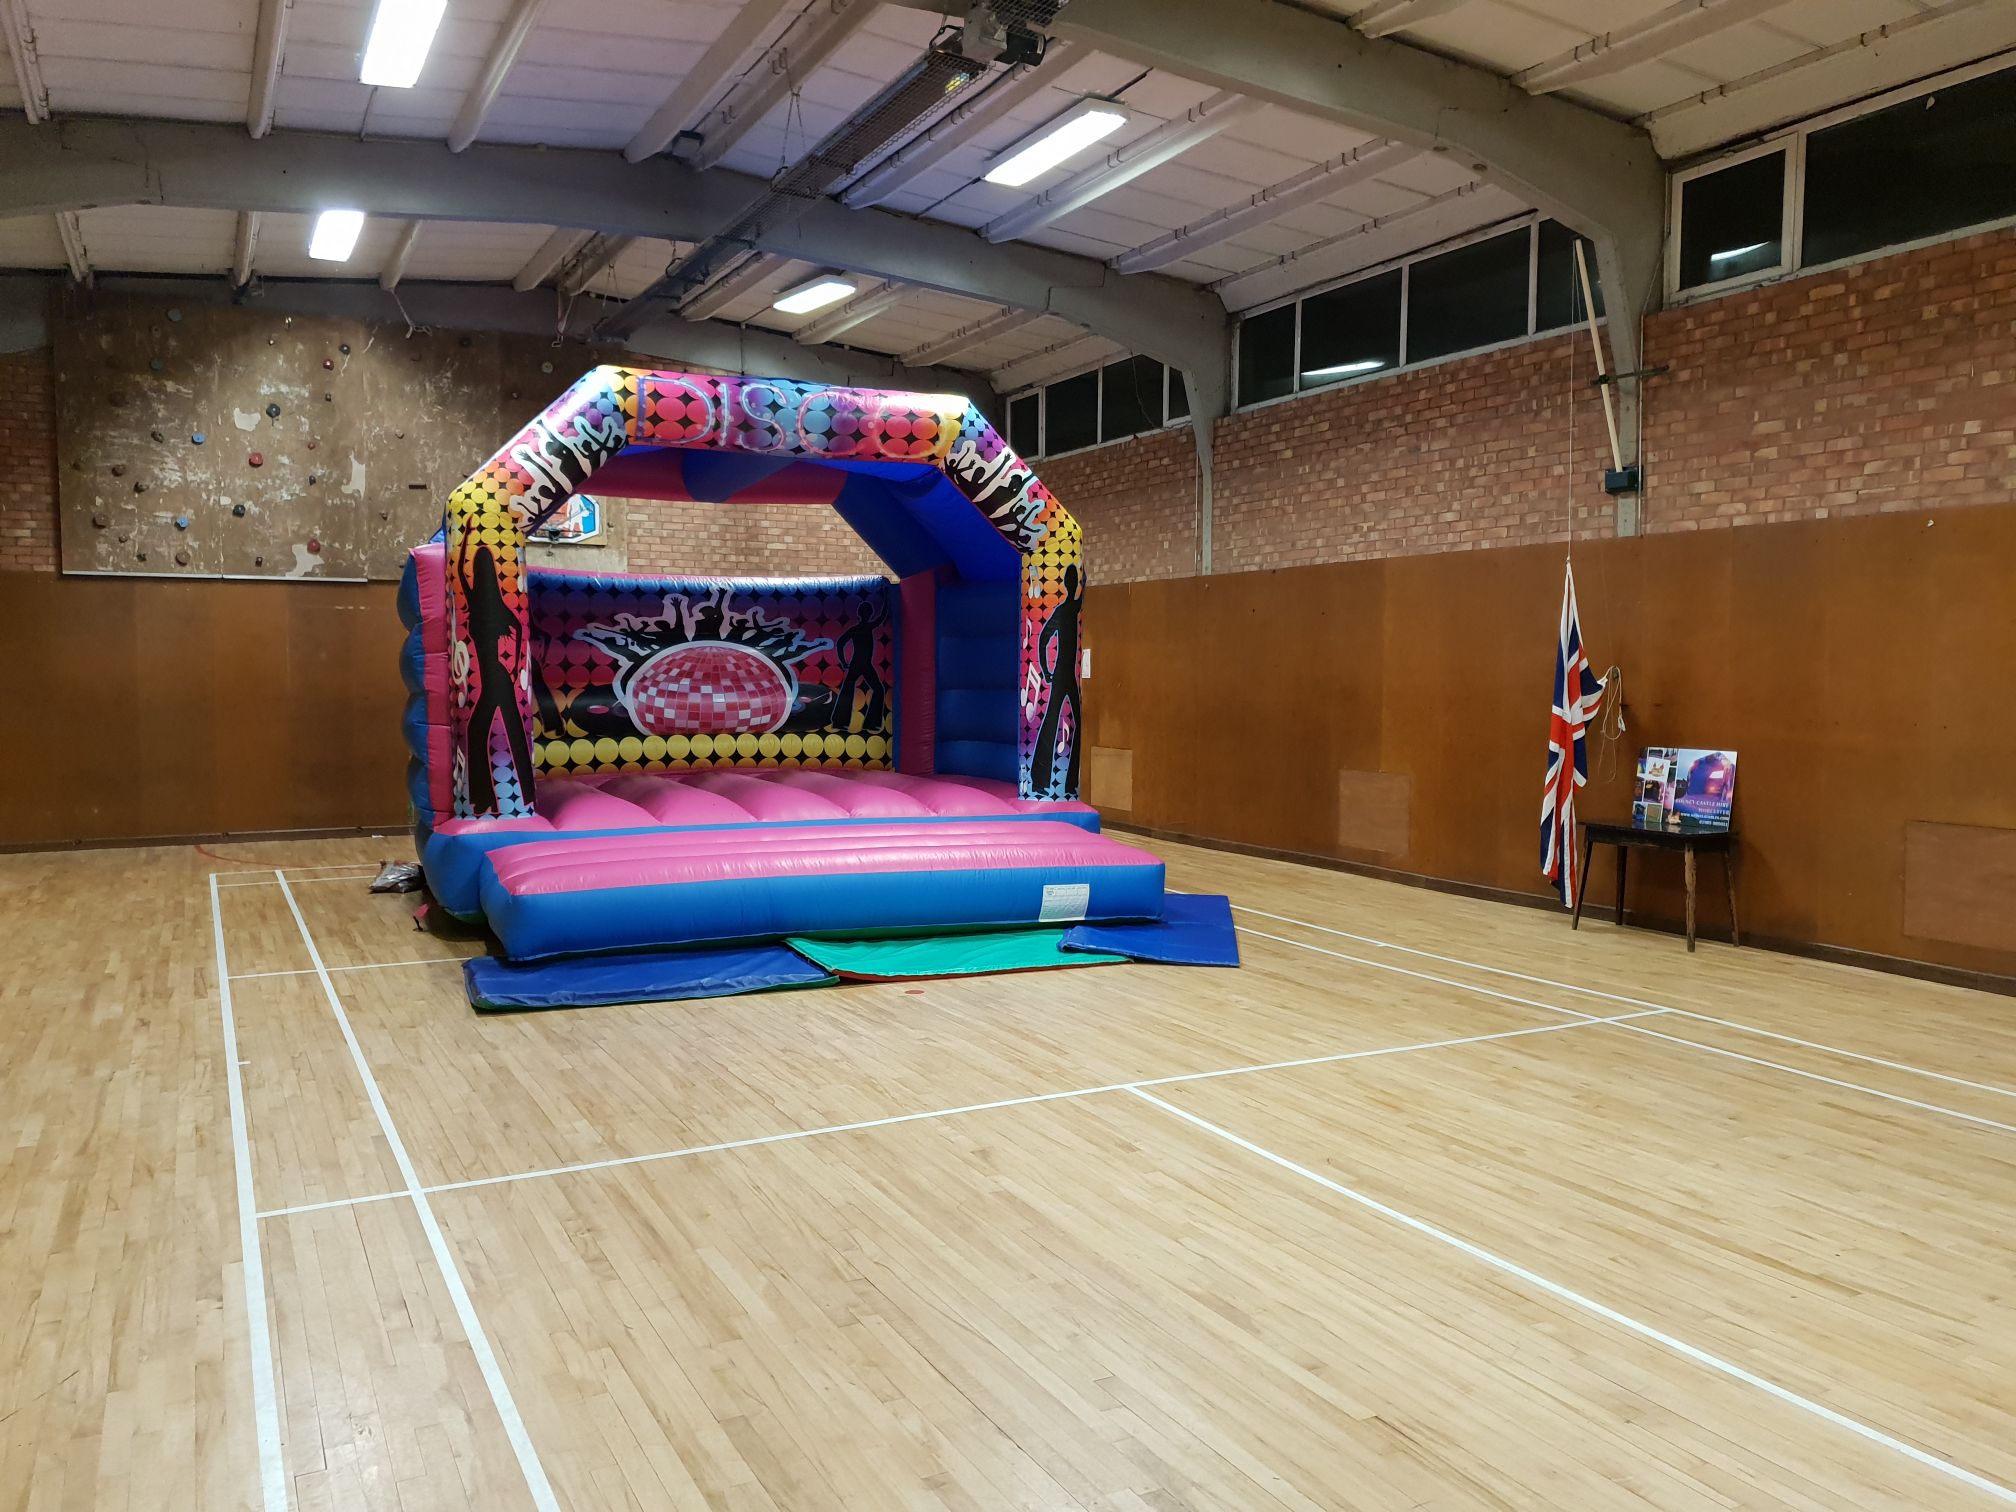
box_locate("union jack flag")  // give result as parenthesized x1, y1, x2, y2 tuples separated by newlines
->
(1541, 560, 1604, 908)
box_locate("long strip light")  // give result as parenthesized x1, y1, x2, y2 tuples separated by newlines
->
(772, 274, 858, 314)
(983, 99, 1129, 188)
(360, 0, 448, 89)
(1302, 358, 1386, 379)
(309, 209, 367, 261)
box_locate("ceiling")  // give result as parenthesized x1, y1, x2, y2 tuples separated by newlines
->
(2, 0, 2009, 391)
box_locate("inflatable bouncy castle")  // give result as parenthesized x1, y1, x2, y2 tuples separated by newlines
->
(398, 370, 1217, 1004)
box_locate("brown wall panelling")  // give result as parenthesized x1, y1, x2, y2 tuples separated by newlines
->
(1904, 823, 2016, 952)
(0, 574, 407, 844)
(1086, 505, 2016, 977)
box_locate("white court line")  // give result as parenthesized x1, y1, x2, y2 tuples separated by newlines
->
(1229, 902, 2016, 1102)
(1242, 923, 2014, 1138)
(268, 1010, 1660, 1215)
(207, 875, 289, 1512)
(274, 873, 562, 1512)
(229, 958, 466, 982)
(1127, 1087, 2016, 1508)
(210, 865, 379, 880)
(216, 873, 381, 890)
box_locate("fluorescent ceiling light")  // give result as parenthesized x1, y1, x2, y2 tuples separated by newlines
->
(1708, 241, 1769, 263)
(309, 209, 366, 262)
(984, 100, 1128, 188)
(1302, 358, 1386, 379)
(772, 275, 858, 315)
(360, 0, 448, 88)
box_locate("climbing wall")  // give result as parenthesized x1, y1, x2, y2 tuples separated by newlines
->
(53, 293, 635, 580)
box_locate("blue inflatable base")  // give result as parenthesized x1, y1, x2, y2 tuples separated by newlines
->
(464, 944, 835, 1011)
(1060, 893, 1241, 967)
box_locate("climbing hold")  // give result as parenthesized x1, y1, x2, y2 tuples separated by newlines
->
(307, 473, 317, 485)
(509, 389, 520, 400)
(540, 361, 553, 374)
(254, 554, 264, 567)
(323, 391, 333, 402)
(379, 510, 390, 521)
(174, 515, 189, 530)
(134, 481, 148, 494)
(248, 451, 264, 467)
(174, 548, 191, 567)
(306, 538, 322, 554)
(339, 342, 350, 355)
(136, 549, 148, 562)
(232, 503, 247, 517)
(117, 532, 129, 544)
(394, 429, 404, 439)
(166, 307, 182, 322)
(191, 432, 206, 445)
(265, 402, 281, 418)
(149, 358, 164, 372)
(306, 439, 317, 450)
(150, 429, 164, 443)
(323, 358, 334, 370)
(267, 337, 276, 346)
(91, 512, 108, 529)
(110, 463, 126, 477)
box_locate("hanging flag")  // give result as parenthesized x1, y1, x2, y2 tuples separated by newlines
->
(1541, 559, 1604, 908)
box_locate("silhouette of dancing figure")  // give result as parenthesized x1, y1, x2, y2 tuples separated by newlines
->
(1029, 565, 1082, 796)
(833, 599, 888, 732)
(459, 535, 534, 814)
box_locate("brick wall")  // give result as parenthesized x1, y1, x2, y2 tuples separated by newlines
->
(0, 348, 58, 572)
(1047, 227, 2015, 582)
(624, 498, 884, 578)
(1037, 424, 1201, 583)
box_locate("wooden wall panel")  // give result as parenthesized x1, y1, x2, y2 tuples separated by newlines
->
(0, 574, 408, 844)
(1088, 506, 2016, 977)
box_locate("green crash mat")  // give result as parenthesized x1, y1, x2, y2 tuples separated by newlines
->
(786, 928, 1126, 980)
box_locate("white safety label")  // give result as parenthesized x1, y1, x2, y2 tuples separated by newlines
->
(1039, 882, 1091, 922)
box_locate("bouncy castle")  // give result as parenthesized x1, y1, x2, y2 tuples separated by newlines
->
(396, 369, 1219, 1003)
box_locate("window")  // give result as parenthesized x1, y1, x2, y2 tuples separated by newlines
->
(1237, 302, 1296, 406)
(1044, 370, 1098, 454)
(1167, 369, 1189, 422)
(1536, 219, 1604, 331)
(1676, 149, 1787, 290)
(1099, 355, 1164, 442)
(1006, 391, 1040, 457)
(1406, 228, 1530, 363)
(1299, 269, 1400, 389)
(1803, 65, 2016, 268)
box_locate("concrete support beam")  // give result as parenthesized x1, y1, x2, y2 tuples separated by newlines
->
(559, 233, 633, 296)
(901, 306, 1040, 367)
(688, 0, 874, 172)
(675, 252, 781, 321)
(0, 118, 1227, 387)
(1515, 0, 1794, 95)
(1354, 0, 1476, 38)
(449, 0, 549, 151)
(54, 213, 90, 285)
(511, 228, 592, 292)
(625, 0, 795, 163)
(792, 281, 906, 345)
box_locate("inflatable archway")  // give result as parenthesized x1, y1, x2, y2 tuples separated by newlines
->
(441, 367, 1084, 820)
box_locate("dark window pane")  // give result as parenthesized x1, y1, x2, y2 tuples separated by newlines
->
(1299, 269, 1400, 388)
(1804, 66, 2016, 268)
(1406, 228, 1531, 363)
(1044, 370, 1098, 454)
(1536, 219, 1605, 330)
(1007, 392, 1040, 456)
(1167, 369, 1189, 421)
(1677, 150, 1784, 289)
(1237, 303, 1296, 405)
(1099, 355, 1164, 441)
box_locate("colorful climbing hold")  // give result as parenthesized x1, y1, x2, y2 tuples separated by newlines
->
(149, 358, 164, 372)
(248, 452, 264, 467)
(323, 358, 334, 370)
(307, 538, 322, 554)
(191, 432, 206, 445)
(174, 548, 191, 566)
(339, 343, 350, 355)
(166, 307, 182, 322)
(174, 515, 189, 530)
(133, 481, 147, 494)
(266, 402, 282, 418)
(232, 503, 248, 517)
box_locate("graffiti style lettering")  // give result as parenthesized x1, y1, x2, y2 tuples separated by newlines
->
(737, 382, 787, 452)
(947, 432, 1048, 551)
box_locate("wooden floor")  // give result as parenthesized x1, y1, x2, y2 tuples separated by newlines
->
(4, 836, 2015, 1511)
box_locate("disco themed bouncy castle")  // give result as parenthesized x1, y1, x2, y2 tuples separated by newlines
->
(398, 369, 1215, 997)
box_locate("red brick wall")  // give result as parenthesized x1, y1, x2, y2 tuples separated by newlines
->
(0, 348, 58, 572)
(1037, 425, 1201, 583)
(624, 498, 884, 578)
(1044, 228, 2015, 582)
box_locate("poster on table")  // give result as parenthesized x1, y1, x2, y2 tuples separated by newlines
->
(1633, 747, 1737, 830)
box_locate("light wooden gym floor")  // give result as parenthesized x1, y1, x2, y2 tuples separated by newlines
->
(4, 836, 2014, 1511)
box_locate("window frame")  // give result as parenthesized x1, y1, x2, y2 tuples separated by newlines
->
(1666, 53, 2016, 304)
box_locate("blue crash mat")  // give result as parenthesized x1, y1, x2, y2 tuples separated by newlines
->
(1060, 892, 1241, 967)
(465, 944, 835, 1011)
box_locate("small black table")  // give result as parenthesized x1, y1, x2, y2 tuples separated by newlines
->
(1573, 819, 1739, 952)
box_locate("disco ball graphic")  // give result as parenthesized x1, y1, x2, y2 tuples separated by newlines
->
(623, 643, 793, 735)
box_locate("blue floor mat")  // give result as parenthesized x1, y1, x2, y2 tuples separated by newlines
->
(465, 944, 835, 1011)
(1060, 892, 1240, 966)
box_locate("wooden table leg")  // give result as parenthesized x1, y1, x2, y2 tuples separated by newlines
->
(1614, 846, 1628, 929)
(1571, 832, 1594, 929)
(1683, 844, 1698, 952)
(1724, 850, 1741, 947)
